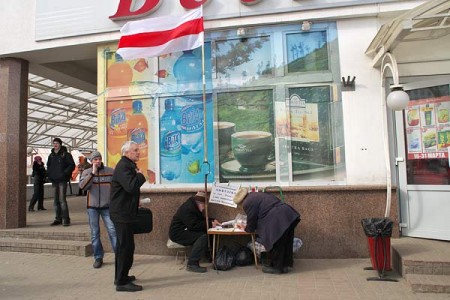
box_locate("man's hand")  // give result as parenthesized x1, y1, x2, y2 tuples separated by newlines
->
(92, 163, 98, 174)
(212, 219, 221, 228)
(235, 223, 246, 230)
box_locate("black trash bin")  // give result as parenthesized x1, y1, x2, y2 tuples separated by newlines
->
(361, 218, 393, 272)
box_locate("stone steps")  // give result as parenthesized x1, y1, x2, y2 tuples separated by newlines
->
(0, 229, 92, 257)
(392, 238, 450, 294)
(0, 230, 91, 241)
(406, 274, 450, 293)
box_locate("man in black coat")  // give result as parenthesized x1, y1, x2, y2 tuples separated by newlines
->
(46, 138, 75, 226)
(169, 192, 220, 273)
(110, 141, 146, 292)
(233, 188, 300, 274)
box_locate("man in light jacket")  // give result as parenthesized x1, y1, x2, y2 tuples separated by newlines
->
(79, 151, 117, 269)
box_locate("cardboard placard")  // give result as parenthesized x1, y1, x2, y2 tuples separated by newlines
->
(209, 183, 239, 208)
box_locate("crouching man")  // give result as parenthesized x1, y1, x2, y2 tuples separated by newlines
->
(169, 192, 220, 273)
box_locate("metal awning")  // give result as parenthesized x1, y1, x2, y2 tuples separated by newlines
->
(27, 74, 97, 152)
(365, 0, 450, 66)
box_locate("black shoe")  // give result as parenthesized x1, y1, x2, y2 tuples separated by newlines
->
(187, 264, 207, 273)
(93, 258, 103, 269)
(116, 282, 142, 292)
(62, 219, 70, 226)
(37, 208, 47, 211)
(28, 207, 35, 212)
(114, 275, 136, 285)
(262, 266, 282, 274)
(50, 220, 62, 226)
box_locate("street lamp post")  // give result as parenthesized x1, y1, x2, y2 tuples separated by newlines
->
(380, 52, 410, 218)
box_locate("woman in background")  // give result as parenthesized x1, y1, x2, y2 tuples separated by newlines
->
(29, 156, 47, 211)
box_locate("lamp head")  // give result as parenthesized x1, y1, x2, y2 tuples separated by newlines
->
(387, 85, 409, 111)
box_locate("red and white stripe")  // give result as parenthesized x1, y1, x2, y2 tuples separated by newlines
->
(117, 7, 204, 60)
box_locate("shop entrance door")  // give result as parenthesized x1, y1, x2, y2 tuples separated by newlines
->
(396, 80, 450, 241)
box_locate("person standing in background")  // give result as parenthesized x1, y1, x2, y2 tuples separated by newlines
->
(110, 141, 146, 292)
(79, 151, 117, 269)
(47, 138, 75, 226)
(77, 156, 91, 196)
(28, 156, 47, 212)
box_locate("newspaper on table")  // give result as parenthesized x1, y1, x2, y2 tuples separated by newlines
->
(209, 182, 240, 208)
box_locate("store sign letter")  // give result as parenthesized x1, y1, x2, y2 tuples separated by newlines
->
(241, 0, 262, 5)
(180, 0, 209, 9)
(110, 0, 162, 20)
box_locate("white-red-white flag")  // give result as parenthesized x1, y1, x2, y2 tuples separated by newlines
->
(116, 7, 204, 60)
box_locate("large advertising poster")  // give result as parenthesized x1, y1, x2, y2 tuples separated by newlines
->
(106, 98, 156, 183)
(217, 90, 275, 182)
(288, 86, 338, 178)
(103, 47, 215, 185)
(159, 94, 215, 184)
(405, 96, 450, 160)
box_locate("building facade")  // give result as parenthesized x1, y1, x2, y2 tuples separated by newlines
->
(1, 0, 449, 257)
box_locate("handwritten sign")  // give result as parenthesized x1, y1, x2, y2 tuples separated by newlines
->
(209, 183, 239, 208)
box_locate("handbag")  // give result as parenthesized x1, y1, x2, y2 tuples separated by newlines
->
(132, 207, 153, 234)
(213, 246, 236, 271)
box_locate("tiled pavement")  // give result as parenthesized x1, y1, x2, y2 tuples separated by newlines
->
(0, 196, 449, 300)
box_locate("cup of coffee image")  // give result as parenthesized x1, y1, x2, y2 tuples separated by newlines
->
(231, 131, 273, 172)
(214, 121, 235, 157)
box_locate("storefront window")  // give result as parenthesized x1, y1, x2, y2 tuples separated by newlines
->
(405, 85, 450, 185)
(286, 31, 329, 73)
(100, 21, 345, 186)
(216, 89, 275, 182)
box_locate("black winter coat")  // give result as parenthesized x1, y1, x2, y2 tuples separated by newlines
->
(32, 162, 47, 183)
(46, 146, 75, 183)
(243, 192, 300, 252)
(169, 197, 213, 244)
(109, 156, 146, 223)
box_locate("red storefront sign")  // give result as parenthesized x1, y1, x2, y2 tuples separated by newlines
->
(110, 0, 263, 20)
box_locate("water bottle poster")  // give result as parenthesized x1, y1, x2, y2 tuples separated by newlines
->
(159, 95, 215, 184)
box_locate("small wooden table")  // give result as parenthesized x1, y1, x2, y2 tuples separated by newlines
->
(207, 228, 258, 268)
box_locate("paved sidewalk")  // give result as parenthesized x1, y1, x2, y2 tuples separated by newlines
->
(1, 196, 447, 299)
(1, 251, 448, 300)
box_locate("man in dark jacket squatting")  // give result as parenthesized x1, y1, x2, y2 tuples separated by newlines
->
(233, 188, 300, 274)
(169, 191, 220, 273)
(110, 141, 146, 292)
(47, 137, 75, 226)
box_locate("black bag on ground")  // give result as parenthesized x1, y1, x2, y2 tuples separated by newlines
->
(235, 246, 254, 266)
(213, 246, 236, 271)
(133, 207, 153, 234)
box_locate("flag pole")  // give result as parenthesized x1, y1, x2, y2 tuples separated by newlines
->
(200, 5, 210, 232)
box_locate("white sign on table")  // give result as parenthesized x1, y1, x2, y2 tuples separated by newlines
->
(209, 183, 239, 208)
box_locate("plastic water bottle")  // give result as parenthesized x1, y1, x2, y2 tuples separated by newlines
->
(160, 99, 181, 181)
(177, 96, 204, 154)
(172, 50, 204, 155)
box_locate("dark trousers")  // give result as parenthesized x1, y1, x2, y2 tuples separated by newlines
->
(172, 231, 207, 265)
(113, 222, 135, 285)
(29, 180, 44, 209)
(52, 182, 70, 221)
(269, 218, 300, 271)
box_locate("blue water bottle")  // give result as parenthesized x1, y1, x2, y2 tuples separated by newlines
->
(160, 98, 181, 181)
(173, 50, 204, 154)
